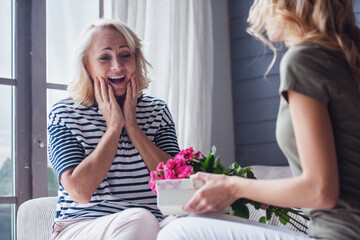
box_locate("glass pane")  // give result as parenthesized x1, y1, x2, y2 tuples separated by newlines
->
(0, 204, 15, 240)
(0, 85, 13, 197)
(0, 0, 13, 78)
(47, 89, 69, 196)
(46, 0, 99, 85)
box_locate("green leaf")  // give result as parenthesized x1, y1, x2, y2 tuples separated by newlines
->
(266, 208, 273, 221)
(259, 216, 266, 224)
(203, 153, 215, 173)
(244, 167, 256, 179)
(213, 156, 226, 174)
(214, 156, 220, 168)
(230, 200, 250, 219)
(278, 211, 290, 225)
(212, 168, 223, 174)
(253, 202, 261, 210)
(228, 162, 239, 171)
(210, 145, 217, 155)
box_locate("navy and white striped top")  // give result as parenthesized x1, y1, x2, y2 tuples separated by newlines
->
(48, 94, 180, 224)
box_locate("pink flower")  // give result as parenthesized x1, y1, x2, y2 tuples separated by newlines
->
(164, 168, 176, 179)
(166, 159, 175, 169)
(149, 180, 156, 194)
(149, 171, 158, 193)
(148, 147, 198, 194)
(195, 151, 201, 159)
(150, 171, 157, 181)
(173, 154, 186, 166)
(156, 162, 164, 172)
(175, 165, 192, 179)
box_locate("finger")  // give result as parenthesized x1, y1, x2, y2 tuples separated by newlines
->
(131, 74, 138, 99)
(194, 200, 211, 214)
(107, 84, 117, 105)
(99, 77, 110, 103)
(183, 191, 201, 212)
(94, 77, 103, 103)
(191, 200, 205, 214)
(190, 172, 207, 180)
(126, 80, 132, 101)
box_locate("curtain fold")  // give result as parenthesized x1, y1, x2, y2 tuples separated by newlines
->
(108, 0, 214, 154)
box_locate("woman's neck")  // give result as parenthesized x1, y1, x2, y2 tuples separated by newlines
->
(116, 95, 126, 109)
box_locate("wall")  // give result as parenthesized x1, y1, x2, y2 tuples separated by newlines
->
(210, 0, 236, 167)
(229, 0, 360, 166)
(229, 0, 286, 166)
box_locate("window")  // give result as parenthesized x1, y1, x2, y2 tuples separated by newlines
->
(0, 0, 16, 239)
(0, 0, 106, 239)
(46, 0, 100, 196)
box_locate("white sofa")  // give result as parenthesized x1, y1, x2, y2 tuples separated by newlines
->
(17, 165, 308, 240)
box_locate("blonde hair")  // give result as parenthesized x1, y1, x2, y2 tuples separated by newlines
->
(67, 18, 152, 107)
(247, 0, 360, 86)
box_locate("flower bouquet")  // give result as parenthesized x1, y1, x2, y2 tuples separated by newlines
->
(149, 146, 310, 233)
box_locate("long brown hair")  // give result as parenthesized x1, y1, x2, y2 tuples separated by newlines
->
(247, 0, 360, 87)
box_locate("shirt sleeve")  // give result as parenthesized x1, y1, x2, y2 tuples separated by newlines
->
(48, 107, 85, 185)
(279, 44, 336, 104)
(154, 104, 180, 157)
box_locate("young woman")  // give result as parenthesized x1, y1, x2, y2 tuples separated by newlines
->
(157, 0, 360, 239)
(48, 19, 180, 239)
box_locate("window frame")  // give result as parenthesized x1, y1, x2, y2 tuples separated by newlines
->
(0, 0, 103, 238)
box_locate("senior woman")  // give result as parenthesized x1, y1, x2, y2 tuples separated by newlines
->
(48, 19, 180, 240)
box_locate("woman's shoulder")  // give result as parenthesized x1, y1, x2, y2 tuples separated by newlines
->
(49, 98, 93, 119)
(281, 42, 350, 78)
(51, 98, 96, 112)
(50, 98, 75, 112)
(283, 43, 342, 67)
(139, 94, 167, 108)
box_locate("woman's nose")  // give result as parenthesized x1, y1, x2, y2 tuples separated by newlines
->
(111, 58, 123, 71)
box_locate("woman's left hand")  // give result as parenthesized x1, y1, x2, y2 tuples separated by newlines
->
(183, 172, 239, 214)
(123, 74, 139, 131)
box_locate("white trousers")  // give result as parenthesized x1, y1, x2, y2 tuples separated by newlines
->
(51, 208, 161, 240)
(157, 212, 314, 240)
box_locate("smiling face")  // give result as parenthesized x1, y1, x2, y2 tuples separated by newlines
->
(86, 26, 136, 97)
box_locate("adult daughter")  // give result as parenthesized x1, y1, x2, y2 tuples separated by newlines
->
(158, 1, 360, 239)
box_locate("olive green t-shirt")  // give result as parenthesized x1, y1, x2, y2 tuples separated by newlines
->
(276, 43, 360, 239)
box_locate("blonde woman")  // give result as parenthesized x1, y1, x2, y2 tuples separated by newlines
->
(48, 19, 180, 240)
(157, 1, 360, 239)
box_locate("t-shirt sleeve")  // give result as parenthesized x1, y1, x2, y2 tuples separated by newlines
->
(154, 104, 180, 157)
(279, 45, 333, 104)
(48, 106, 85, 185)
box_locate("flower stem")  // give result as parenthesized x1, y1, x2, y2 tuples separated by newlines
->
(270, 206, 308, 234)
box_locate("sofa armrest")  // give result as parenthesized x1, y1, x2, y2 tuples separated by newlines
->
(17, 196, 58, 240)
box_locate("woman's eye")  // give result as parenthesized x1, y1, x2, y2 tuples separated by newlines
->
(121, 54, 131, 59)
(99, 56, 110, 61)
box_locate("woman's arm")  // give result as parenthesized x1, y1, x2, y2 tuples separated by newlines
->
(60, 77, 124, 204)
(122, 75, 173, 171)
(184, 90, 339, 214)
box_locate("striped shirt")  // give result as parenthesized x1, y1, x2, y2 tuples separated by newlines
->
(48, 94, 180, 224)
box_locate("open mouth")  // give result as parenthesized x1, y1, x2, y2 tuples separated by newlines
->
(108, 75, 126, 84)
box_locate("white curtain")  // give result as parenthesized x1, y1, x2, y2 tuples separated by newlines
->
(106, 0, 214, 154)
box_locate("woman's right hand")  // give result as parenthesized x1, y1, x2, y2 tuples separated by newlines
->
(94, 77, 124, 131)
(183, 172, 239, 214)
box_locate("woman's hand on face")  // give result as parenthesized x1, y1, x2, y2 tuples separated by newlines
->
(123, 74, 139, 130)
(94, 77, 124, 131)
(183, 172, 238, 214)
